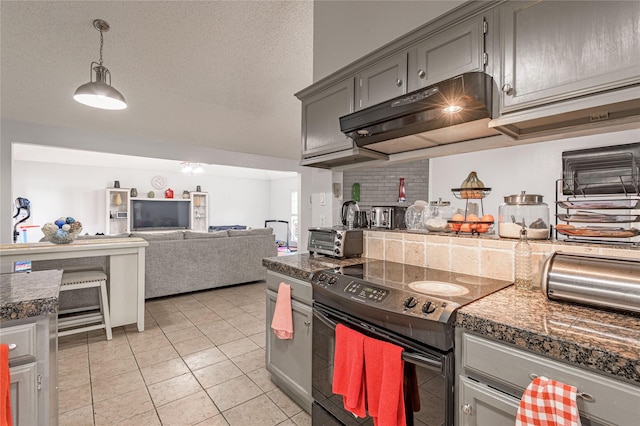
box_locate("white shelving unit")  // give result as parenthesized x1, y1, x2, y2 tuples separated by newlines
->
(190, 192, 209, 232)
(106, 188, 131, 235)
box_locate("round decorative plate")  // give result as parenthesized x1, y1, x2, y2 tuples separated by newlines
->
(151, 175, 167, 189)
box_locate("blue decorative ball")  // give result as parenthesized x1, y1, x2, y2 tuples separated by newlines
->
(55, 219, 66, 228)
(55, 229, 68, 239)
(65, 217, 75, 224)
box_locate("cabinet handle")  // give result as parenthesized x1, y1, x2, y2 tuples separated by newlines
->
(501, 83, 513, 95)
(417, 69, 426, 78)
(528, 373, 595, 402)
(8, 343, 17, 351)
(304, 321, 311, 327)
(462, 404, 472, 415)
(395, 78, 403, 87)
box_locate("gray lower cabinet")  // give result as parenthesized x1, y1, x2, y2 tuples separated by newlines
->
(355, 51, 408, 110)
(455, 329, 639, 426)
(0, 315, 57, 426)
(265, 270, 312, 413)
(498, 0, 640, 113)
(299, 78, 355, 159)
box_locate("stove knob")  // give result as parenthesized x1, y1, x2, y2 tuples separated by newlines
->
(422, 301, 436, 315)
(317, 273, 327, 282)
(328, 276, 338, 285)
(336, 234, 343, 240)
(335, 241, 341, 247)
(403, 296, 418, 310)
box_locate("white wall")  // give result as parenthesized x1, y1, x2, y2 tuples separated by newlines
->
(429, 128, 640, 220)
(12, 159, 288, 241)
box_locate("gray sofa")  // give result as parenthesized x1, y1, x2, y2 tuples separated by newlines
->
(33, 228, 277, 300)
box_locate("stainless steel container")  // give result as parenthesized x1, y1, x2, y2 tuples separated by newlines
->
(541, 252, 640, 314)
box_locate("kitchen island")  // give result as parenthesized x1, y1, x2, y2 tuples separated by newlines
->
(1, 269, 63, 425)
(0, 238, 148, 331)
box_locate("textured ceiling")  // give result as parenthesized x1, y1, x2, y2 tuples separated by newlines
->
(1, 1, 314, 161)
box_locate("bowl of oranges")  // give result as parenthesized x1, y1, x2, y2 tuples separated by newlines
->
(447, 213, 494, 234)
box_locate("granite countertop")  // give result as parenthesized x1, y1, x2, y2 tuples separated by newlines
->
(0, 269, 63, 321)
(456, 286, 640, 385)
(262, 253, 368, 281)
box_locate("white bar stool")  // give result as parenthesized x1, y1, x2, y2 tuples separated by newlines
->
(58, 270, 112, 340)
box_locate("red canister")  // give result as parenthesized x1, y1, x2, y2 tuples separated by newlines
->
(164, 188, 174, 199)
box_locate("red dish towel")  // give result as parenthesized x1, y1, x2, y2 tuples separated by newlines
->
(332, 324, 367, 418)
(270, 282, 293, 339)
(516, 376, 582, 426)
(364, 337, 405, 426)
(1, 344, 12, 426)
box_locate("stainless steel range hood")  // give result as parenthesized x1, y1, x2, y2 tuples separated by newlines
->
(339, 72, 500, 155)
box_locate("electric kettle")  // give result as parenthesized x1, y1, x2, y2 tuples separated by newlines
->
(341, 200, 360, 227)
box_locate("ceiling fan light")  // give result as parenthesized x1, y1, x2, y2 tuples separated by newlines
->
(74, 81, 127, 110)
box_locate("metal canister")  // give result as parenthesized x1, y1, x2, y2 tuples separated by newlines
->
(541, 252, 640, 313)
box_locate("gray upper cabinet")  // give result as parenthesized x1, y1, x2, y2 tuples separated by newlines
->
(300, 79, 355, 159)
(409, 15, 487, 91)
(355, 51, 408, 110)
(498, 0, 640, 113)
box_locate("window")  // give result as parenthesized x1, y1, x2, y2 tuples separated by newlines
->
(290, 191, 298, 244)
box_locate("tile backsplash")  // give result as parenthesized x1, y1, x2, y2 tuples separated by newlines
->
(364, 231, 640, 285)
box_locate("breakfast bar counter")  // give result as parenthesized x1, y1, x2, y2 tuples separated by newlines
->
(0, 269, 62, 321)
(0, 238, 148, 331)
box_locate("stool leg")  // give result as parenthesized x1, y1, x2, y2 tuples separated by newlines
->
(99, 280, 113, 341)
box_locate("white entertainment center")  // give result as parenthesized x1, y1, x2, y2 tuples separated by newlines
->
(105, 188, 209, 234)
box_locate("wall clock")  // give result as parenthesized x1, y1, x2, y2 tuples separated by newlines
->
(151, 175, 167, 189)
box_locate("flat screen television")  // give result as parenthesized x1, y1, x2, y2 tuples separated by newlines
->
(131, 199, 190, 231)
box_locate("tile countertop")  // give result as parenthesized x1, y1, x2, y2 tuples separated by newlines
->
(456, 286, 640, 385)
(263, 254, 639, 385)
(0, 269, 62, 321)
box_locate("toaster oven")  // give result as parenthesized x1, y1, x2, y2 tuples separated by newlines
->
(307, 227, 363, 259)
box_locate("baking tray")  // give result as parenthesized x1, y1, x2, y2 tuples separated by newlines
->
(555, 225, 640, 238)
(556, 199, 640, 210)
(556, 213, 640, 223)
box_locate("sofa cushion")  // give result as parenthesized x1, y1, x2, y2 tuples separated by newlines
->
(184, 230, 228, 239)
(228, 227, 273, 237)
(131, 231, 185, 241)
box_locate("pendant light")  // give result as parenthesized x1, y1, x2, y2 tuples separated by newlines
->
(74, 19, 127, 110)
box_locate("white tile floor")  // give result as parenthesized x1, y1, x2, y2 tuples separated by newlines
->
(57, 281, 310, 426)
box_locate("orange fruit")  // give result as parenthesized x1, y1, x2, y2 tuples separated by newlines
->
(466, 214, 479, 222)
(452, 213, 464, 222)
(477, 223, 490, 233)
(449, 222, 461, 231)
(460, 223, 472, 233)
(481, 214, 494, 223)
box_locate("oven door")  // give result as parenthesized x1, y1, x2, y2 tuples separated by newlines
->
(312, 302, 454, 426)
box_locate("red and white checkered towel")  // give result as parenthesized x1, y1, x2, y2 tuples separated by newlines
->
(516, 376, 582, 426)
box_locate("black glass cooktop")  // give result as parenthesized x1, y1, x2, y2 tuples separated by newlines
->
(328, 259, 513, 307)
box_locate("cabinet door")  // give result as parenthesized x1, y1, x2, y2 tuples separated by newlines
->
(265, 289, 312, 412)
(457, 376, 519, 426)
(301, 79, 355, 158)
(190, 192, 208, 232)
(411, 16, 486, 91)
(10, 362, 38, 426)
(355, 51, 408, 110)
(499, 0, 640, 113)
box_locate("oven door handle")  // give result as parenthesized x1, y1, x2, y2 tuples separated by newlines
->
(313, 306, 445, 373)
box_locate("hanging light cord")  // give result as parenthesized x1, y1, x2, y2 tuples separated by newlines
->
(98, 28, 104, 66)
